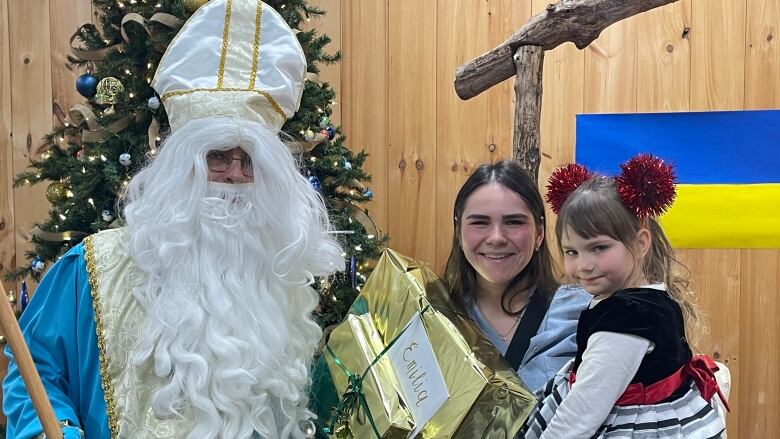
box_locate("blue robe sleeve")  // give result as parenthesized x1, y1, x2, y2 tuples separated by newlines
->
(3, 244, 109, 439)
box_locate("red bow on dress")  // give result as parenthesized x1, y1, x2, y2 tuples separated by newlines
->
(570, 354, 730, 411)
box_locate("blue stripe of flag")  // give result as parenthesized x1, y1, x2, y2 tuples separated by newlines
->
(575, 110, 780, 184)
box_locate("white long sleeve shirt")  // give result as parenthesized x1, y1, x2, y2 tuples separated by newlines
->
(539, 331, 652, 438)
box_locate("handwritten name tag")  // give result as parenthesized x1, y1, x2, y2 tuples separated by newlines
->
(388, 311, 449, 438)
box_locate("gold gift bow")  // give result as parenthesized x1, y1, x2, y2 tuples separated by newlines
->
(323, 304, 432, 438)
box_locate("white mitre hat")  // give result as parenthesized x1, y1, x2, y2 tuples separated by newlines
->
(152, 0, 305, 133)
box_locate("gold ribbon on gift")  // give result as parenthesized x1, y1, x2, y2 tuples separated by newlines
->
(31, 226, 88, 243)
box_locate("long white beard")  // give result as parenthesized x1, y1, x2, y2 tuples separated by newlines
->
(129, 183, 321, 439)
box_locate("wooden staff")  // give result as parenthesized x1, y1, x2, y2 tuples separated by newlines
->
(0, 283, 62, 439)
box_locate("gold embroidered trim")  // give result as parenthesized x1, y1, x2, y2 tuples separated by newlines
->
(248, 1, 262, 89)
(84, 236, 119, 438)
(162, 87, 286, 120)
(216, 0, 234, 88)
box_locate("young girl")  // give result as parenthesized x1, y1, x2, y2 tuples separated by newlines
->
(519, 155, 729, 438)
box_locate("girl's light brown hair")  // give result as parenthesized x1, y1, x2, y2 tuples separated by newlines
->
(554, 176, 702, 344)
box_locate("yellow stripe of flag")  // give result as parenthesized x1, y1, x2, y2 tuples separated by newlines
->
(660, 184, 780, 248)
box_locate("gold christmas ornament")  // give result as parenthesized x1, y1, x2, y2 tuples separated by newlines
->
(46, 182, 69, 204)
(95, 77, 124, 106)
(183, 0, 209, 13)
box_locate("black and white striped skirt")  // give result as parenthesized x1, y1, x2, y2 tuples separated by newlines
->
(518, 362, 726, 438)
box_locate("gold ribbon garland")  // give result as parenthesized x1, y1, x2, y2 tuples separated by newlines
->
(147, 116, 160, 150)
(120, 13, 184, 44)
(69, 13, 184, 63)
(66, 104, 99, 131)
(31, 226, 88, 243)
(324, 177, 366, 197)
(283, 140, 323, 153)
(65, 12, 184, 144)
(64, 105, 136, 143)
(330, 199, 379, 238)
(69, 25, 118, 61)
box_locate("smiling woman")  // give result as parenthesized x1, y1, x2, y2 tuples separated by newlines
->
(442, 159, 590, 392)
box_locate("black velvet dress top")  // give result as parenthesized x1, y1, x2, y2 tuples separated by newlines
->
(572, 287, 692, 385)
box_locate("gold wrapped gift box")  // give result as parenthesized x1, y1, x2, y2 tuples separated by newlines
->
(312, 249, 536, 438)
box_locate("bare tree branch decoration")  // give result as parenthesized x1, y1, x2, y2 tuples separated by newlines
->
(513, 45, 544, 182)
(454, 0, 678, 179)
(455, 0, 678, 100)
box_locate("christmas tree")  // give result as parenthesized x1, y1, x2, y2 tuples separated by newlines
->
(5, 0, 383, 329)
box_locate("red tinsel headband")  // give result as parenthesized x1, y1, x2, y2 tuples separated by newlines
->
(545, 153, 677, 218)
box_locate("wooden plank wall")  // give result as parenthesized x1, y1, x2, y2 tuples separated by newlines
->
(0, 0, 93, 426)
(0, 0, 777, 436)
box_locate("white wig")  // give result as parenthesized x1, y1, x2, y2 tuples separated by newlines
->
(119, 116, 343, 438)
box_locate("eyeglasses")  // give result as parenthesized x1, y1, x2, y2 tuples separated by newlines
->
(206, 150, 253, 177)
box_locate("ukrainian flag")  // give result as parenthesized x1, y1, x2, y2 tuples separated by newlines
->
(575, 110, 780, 248)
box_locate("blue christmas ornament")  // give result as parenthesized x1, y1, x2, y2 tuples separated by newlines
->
(76, 73, 98, 98)
(326, 126, 336, 140)
(349, 255, 357, 289)
(31, 257, 44, 273)
(308, 175, 321, 191)
(20, 280, 29, 312)
(363, 189, 373, 200)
